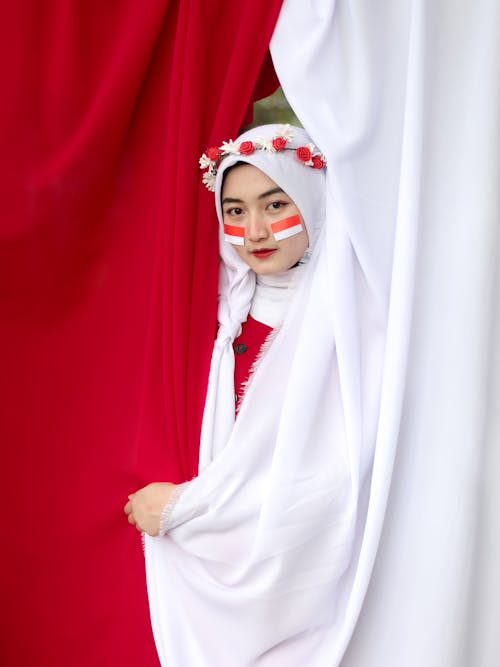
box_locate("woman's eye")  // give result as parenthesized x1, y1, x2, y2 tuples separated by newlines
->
(226, 207, 243, 216)
(267, 201, 288, 211)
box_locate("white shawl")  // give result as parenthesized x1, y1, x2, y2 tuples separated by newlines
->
(144, 125, 386, 666)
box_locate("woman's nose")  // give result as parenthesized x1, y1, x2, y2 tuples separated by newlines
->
(246, 214, 269, 242)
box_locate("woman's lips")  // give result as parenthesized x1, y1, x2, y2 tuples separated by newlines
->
(252, 249, 276, 259)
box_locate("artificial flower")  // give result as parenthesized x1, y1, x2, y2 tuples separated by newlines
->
(276, 124, 294, 141)
(207, 146, 222, 161)
(239, 141, 255, 155)
(296, 146, 312, 164)
(312, 155, 325, 169)
(199, 154, 212, 169)
(219, 140, 239, 155)
(255, 136, 275, 152)
(272, 136, 287, 151)
(202, 171, 216, 191)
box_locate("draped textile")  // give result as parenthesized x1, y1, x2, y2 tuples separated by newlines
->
(147, 125, 379, 666)
(0, 3, 282, 665)
(272, 1, 500, 665)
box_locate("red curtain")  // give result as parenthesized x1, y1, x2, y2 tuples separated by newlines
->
(0, 2, 282, 665)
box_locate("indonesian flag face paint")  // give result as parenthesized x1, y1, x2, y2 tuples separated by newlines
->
(270, 214, 304, 241)
(224, 214, 304, 246)
(223, 223, 245, 246)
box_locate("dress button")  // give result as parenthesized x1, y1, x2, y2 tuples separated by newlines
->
(234, 343, 248, 354)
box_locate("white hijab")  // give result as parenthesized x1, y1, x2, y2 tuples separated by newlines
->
(144, 125, 384, 666)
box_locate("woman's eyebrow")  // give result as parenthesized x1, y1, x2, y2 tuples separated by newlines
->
(258, 187, 285, 199)
(221, 196, 243, 205)
(221, 187, 285, 206)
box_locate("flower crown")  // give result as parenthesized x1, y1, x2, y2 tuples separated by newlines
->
(199, 125, 326, 192)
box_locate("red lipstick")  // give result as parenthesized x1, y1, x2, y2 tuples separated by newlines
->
(252, 249, 276, 259)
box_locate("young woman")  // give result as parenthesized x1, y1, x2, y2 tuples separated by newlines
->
(124, 125, 372, 666)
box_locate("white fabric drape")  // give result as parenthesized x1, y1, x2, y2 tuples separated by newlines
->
(145, 117, 387, 665)
(272, 1, 500, 665)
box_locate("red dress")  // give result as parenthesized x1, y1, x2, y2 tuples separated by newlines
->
(233, 314, 273, 411)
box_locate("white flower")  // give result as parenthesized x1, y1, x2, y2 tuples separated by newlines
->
(199, 153, 212, 169)
(219, 140, 239, 155)
(276, 124, 294, 141)
(255, 136, 275, 152)
(310, 145, 325, 159)
(202, 171, 216, 192)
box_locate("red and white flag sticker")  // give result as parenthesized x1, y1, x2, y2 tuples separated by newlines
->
(223, 223, 245, 246)
(224, 214, 303, 245)
(270, 214, 303, 241)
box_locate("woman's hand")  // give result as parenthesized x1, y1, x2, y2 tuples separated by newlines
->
(123, 482, 176, 536)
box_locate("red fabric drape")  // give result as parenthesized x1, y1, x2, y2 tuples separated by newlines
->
(0, 3, 281, 665)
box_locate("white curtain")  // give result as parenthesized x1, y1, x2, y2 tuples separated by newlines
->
(271, 2, 500, 665)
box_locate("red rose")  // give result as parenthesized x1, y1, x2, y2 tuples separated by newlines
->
(207, 146, 222, 161)
(312, 155, 325, 169)
(296, 146, 312, 163)
(272, 136, 287, 151)
(239, 141, 255, 155)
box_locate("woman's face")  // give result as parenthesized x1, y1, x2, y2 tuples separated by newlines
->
(221, 164, 308, 275)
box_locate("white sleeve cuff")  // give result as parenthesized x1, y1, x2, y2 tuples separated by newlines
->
(158, 483, 189, 536)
